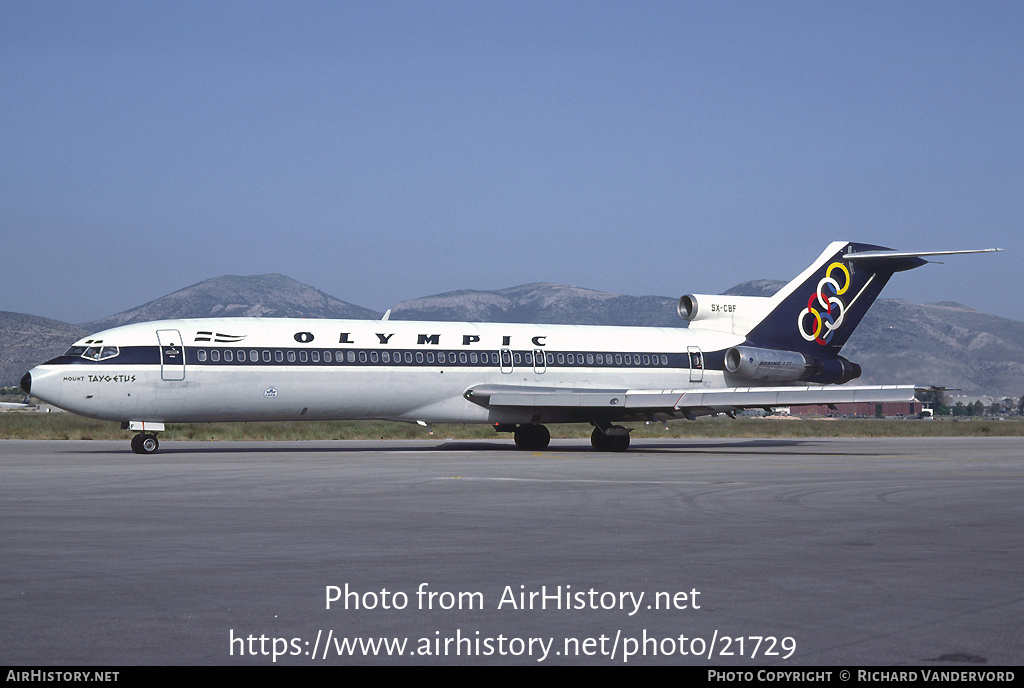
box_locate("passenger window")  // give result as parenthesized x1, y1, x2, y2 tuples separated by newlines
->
(211, 350, 221, 362)
(275, 351, 284, 363)
(311, 351, 320, 363)
(287, 351, 296, 363)
(197, 350, 207, 362)
(299, 350, 308, 363)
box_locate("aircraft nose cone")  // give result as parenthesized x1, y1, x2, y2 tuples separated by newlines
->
(20, 371, 31, 395)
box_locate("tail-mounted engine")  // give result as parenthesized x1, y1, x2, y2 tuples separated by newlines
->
(724, 346, 861, 384)
(678, 294, 773, 336)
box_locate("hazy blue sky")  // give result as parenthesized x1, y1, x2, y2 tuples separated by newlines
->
(3, 1, 1020, 325)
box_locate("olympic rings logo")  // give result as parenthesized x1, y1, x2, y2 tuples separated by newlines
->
(797, 262, 851, 345)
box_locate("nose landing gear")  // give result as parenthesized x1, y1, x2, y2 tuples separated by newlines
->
(130, 433, 160, 455)
(123, 422, 165, 455)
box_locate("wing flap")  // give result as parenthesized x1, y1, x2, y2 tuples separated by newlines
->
(665, 385, 915, 409)
(466, 384, 916, 411)
(469, 386, 629, 409)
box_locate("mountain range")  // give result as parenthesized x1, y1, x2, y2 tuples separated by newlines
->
(4, 274, 1022, 397)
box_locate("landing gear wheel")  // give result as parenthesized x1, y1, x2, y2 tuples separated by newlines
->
(591, 427, 630, 452)
(131, 433, 160, 455)
(513, 424, 551, 451)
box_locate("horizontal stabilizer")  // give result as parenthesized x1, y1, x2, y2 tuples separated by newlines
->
(844, 247, 1002, 263)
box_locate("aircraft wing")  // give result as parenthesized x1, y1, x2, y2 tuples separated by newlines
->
(465, 384, 917, 414)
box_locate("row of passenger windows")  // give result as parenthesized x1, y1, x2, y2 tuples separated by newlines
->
(192, 349, 676, 367)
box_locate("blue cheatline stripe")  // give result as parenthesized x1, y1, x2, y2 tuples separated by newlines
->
(47, 346, 727, 371)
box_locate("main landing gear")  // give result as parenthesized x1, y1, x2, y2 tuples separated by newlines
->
(130, 433, 160, 455)
(496, 422, 632, 451)
(513, 424, 551, 451)
(494, 423, 552, 450)
(590, 425, 630, 452)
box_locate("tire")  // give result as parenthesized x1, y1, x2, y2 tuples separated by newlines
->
(132, 434, 159, 455)
(514, 424, 550, 451)
(591, 427, 630, 452)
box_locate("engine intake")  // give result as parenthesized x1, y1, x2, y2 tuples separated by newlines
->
(677, 294, 700, 321)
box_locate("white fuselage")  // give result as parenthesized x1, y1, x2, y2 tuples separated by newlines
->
(27, 317, 741, 426)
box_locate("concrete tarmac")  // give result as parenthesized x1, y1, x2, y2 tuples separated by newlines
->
(1, 437, 1022, 666)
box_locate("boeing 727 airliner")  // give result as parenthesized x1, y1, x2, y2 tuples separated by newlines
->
(21, 242, 999, 454)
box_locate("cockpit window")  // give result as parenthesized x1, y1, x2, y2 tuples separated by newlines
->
(80, 346, 120, 361)
(64, 346, 87, 357)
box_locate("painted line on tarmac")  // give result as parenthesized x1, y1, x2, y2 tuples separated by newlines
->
(439, 476, 721, 485)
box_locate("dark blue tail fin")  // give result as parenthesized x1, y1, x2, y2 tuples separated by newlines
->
(744, 241, 930, 356)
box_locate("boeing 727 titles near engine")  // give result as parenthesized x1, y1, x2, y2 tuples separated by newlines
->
(21, 242, 999, 454)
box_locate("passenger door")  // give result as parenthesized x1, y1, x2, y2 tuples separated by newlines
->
(157, 329, 186, 381)
(688, 346, 703, 383)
